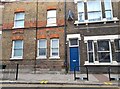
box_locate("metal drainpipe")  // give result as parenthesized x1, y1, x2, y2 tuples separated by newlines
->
(34, 0, 38, 73)
(64, 0, 68, 73)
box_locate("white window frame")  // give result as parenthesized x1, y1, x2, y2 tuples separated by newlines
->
(97, 40, 112, 63)
(47, 10, 57, 27)
(50, 39, 60, 59)
(14, 12, 25, 28)
(37, 39, 47, 59)
(74, 0, 119, 25)
(69, 38, 79, 47)
(87, 40, 95, 63)
(114, 39, 120, 62)
(11, 40, 23, 59)
(87, 0, 102, 22)
(104, 0, 113, 20)
(77, 1, 85, 22)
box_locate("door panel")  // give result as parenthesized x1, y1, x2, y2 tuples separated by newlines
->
(70, 47, 80, 71)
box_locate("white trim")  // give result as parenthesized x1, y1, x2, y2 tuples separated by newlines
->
(87, 40, 95, 63)
(49, 57, 60, 59)
(67, 34, 81, 41)
(36, 56, 47, 59)
(84, 61, 119, 65)
(84, 35, 120, 41)
(46, 24, 57, 27)
(0, 31, 2, 34)
(74, 17, 119, 25)
(69, 38, 79, 47)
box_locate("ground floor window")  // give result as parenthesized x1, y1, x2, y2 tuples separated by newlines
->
(87, 40, 95, 63)
(50, 39, 59, 58)
(11, 40, 23, 59)
(37, 39, 47, 58)
(114, 39, 120, 62)
(86, 39, 120, 63)
(97, 40, 111, 63)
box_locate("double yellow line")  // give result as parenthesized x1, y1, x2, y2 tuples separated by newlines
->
(104, 82, 113, 85)
(40, 80, 48, 84)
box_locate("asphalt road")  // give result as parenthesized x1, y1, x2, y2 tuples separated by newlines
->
(1, 84, 120, 89)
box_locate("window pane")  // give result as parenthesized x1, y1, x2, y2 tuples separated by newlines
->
(98, 40, 109, 51)
(87, 0, 101, 11)
(88, 53, 94, 63)
(39, 39, 46, 48)
(104, 0, 112, 10)
(88, 12, 101, 21)
(77, 2, 84, 12)
(14, 49, 23, 57)
(98, 52, 110, 62)
(70, 39, 78, 46)
(15, 20, 24, 28)
(78, 12, 84, 22)
(47, 18, 56, 24)
(52, 39, 58, 48)
(47, 10, 56, 18)
(15, 13, 25, 20)
(39, 48, 46, 56)
(115, 39, 120, 50)
(14, 40, 22, 49)
(88, 40, 93, 51)
(52, 48, 58, 56)
(105, 10, 112, 19)
(115, 52, 120, 62)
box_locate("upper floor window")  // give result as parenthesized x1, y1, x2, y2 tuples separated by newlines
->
(47, 10, 56, 26)
(104, 0, 113, 20)
(14, 12, 25, 28)
(11, 40, 23, 59)
(77, 1, 85, 22)
(87, 0, 102, 21)
(77, 0, 113, 23)
(37, 39, 47, 59)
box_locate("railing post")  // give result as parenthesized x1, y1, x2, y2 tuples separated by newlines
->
(86, 66, 89, 81)
(108, 66, 111, 81)
(74, 66, 76, 80)
(16, 64, 19, 80)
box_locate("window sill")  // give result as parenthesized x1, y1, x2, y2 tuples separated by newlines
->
(13, 26, 24, 29)
(10, 57, 23, 60)
(74, 17, 119, 25)
(84, 61, 119, 65)
(46, 24, 57, 27)
(36, 56, 47, 59)
(49, 56, 60, 59)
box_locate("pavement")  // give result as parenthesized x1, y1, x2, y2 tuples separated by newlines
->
(0, 70, 120, 87)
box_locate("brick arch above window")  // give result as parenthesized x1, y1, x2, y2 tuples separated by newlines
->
(47, 6, 57, 10)
(14, 8, 25, 13)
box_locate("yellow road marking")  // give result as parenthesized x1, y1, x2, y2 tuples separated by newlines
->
(104, 82, 112, 85)
(40, 80, 48, 84)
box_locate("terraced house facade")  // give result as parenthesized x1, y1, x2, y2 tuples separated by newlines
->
(66, 0, 120, 72)
(2, 0, 120, 72)
(2, 1, 65, 71)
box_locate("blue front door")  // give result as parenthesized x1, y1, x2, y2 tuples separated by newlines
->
(70, 47, 80, 71)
